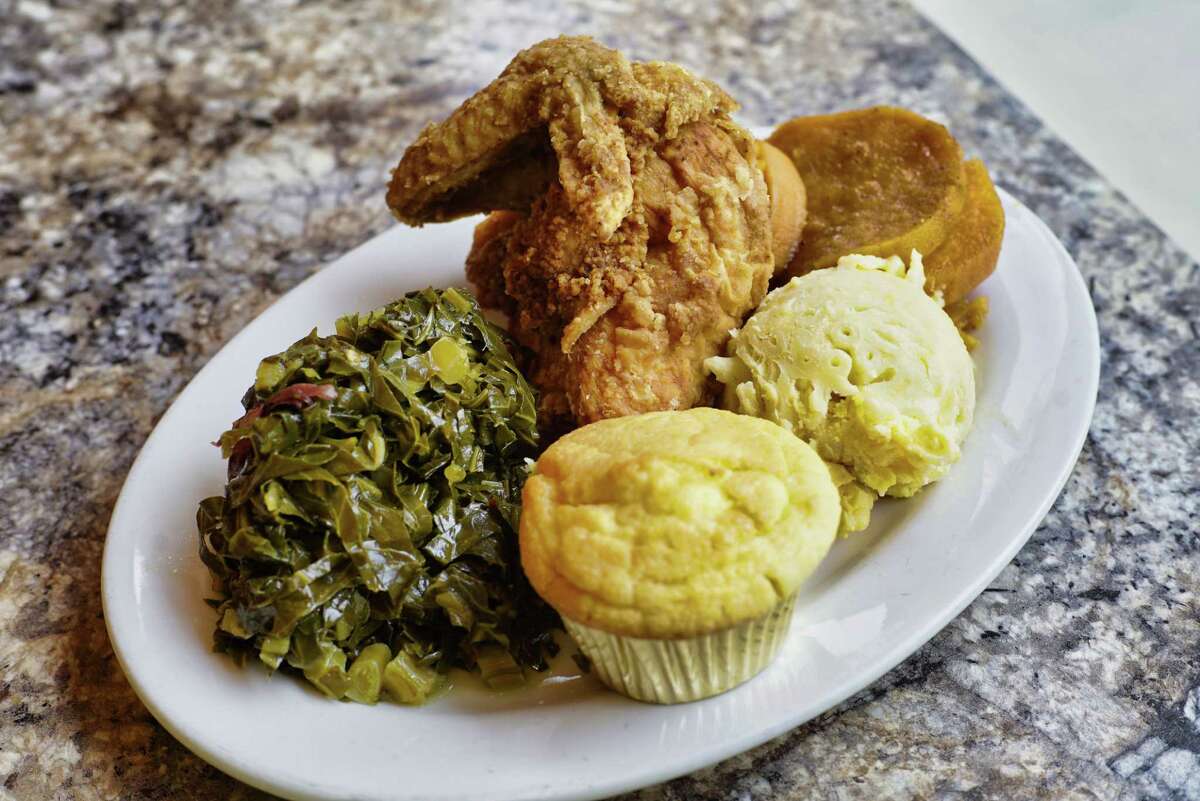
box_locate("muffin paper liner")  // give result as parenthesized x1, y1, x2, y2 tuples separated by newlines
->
(563, 595, 797, 704)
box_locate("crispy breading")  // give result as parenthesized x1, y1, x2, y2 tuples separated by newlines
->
(389, 36, 774, 429)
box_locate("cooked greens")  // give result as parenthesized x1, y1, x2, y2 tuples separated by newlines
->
(198, 288, 558, 703)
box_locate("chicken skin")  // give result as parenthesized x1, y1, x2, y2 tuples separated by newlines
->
(388, 36, 774, 429)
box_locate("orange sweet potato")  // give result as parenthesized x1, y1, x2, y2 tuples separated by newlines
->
(756, 140, 807, 271)
(924, 159, 1005, 304)
(768, 107, 965, 276)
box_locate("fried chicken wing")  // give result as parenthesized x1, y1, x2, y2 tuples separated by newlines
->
(388, 36, 774, 429)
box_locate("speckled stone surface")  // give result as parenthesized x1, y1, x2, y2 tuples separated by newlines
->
(1, 0, 1197, 799)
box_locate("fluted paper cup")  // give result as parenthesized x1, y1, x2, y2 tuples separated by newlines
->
(564, 594, 796, 704)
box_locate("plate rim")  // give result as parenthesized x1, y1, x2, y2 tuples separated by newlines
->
(101, 187, 1100, 801)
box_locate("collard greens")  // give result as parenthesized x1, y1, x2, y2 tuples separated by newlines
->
(198, 288, 559, 703)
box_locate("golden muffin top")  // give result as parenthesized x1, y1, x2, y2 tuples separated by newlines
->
(520, 408, 840, 639)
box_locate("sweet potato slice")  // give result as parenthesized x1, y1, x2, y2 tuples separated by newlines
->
(924, 159, 1005, 305)
(768, 107, 965, 276)
(756, 140, 807, 271)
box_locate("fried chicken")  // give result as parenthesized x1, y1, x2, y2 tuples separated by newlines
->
(388, 36, 774, 429)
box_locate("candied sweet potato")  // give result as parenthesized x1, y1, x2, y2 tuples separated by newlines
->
(768, 107, 965, 276)
(947, 295, 989, 351)
(924, 159, 1005, 305)
(756, 140, 807, 271)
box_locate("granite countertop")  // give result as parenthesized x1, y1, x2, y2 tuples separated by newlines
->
(2, 1, 1197, 799)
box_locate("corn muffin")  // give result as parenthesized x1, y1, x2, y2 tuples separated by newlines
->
(520, 407, 840, 703)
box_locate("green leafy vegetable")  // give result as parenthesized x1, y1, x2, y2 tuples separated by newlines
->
(198, 288, 559, 703)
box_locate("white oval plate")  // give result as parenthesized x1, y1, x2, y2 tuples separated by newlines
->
(103, 187, 1098, 801)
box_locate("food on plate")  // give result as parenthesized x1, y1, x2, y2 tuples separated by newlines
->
(924, 159, 1006, 304)
(464, 210, 522, 313)
(768, 106, 965, 278)
(948, 294, 990, 351)
(706, 252, 975, 534)
(519, 407, 840, 702)
(197, 288, 559, 704)
(191, 29, 1009, 712)
(388, 36, 774, 430)
(757, 140, 807, 269)
(768, 108, 1006, 307)
(826, 461, 877, 535)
